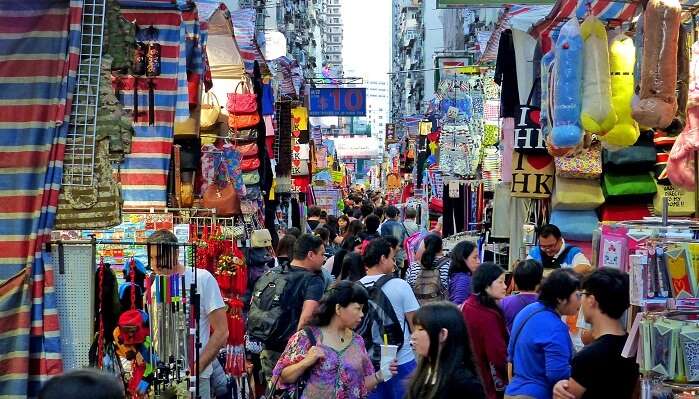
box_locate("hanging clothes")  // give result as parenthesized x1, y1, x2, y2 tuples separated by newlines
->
(494, 29, 520, 118)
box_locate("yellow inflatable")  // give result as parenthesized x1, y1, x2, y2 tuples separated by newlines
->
(603, 34, 640, 148)
(580, 16, 616, 134)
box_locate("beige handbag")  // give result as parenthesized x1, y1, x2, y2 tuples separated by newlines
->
(200, 91, 221, 129)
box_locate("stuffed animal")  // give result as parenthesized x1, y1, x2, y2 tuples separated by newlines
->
(551, 18, 584, 150)
(663, 21, 691, 135)
(540, 50, 555, 141)
(580, 16, 616, 134)
(604, 34, 640, 148)
(631, 0, 682, 129)
(668, 41, 699, 190)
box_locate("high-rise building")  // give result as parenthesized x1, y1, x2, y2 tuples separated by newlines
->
(365, 79, 390, 150)
(390, 0, 423, 128)
(322, 0, 344, 76)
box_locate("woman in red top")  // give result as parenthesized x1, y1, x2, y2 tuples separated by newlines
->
(462, 263, 509, 399)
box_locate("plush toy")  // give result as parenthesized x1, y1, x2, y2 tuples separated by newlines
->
(604, 34, 640, 148)
(668, 41, 699, 190)
(580, 16, 616, 134)
(663, 21, 691, 135)
(551, 18, 584, 150)
(631, 0, 682, 129)
(540, 50, 555, 141)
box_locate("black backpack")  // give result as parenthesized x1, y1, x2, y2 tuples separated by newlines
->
(355, 275, 405, 369)
(247, 265, 313, 351)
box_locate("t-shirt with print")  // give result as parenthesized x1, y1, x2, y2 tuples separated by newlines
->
(184, 268, 226, 378)
(571, 334, 638, 399)
(358, 274, 420, 366)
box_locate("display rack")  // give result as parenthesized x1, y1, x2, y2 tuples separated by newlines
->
(63, 0, 106, 187)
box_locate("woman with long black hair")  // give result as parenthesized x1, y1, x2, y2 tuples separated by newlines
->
(406, 234, 449, 304)
(406, 302, 485, 399)
(446, 240, 480, 305)
(325, 235, 362, 278)
(461, 263, 509, 399)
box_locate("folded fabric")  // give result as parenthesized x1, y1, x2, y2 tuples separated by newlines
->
(603, 171, 657, 202)
(550, 210, 599, 241)
(552, 176, 604, 210)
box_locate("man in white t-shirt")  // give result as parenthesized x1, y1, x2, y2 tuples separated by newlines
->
(148, 230, 228, 399)
(359, 238, 419, 399)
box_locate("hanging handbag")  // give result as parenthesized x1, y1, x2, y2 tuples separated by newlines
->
(231, 128, 258, 141)
(603, 132, 656, 173)
(602, 171, 658, 202)
(234, 142, 259, 158)
(229, 113, 260, 130)
(226, 79, 258, 114)
(514, 81, 546, 154)
(554, 139, 602, 179)
(174, 116, 198, 138)
(203, 163, 241, 216)
(550, 210, 599, 241)
(245, 184, 261, 200)
(200, 91, 221, 129)
(243, 171, 260, 185)
(552, 176, 604, 210)
(241, 158, 260, 172)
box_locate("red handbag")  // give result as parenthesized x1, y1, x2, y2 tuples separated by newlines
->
(241, 158, 260, 172)
(228, 113, 260, 130)
(226, 80, 257, 114)
(233, 142, 258, 158)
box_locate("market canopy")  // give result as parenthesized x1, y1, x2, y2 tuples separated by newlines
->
(230, 8, 269, 75)
(196, 0, 246, 79)
(480, 4, 554, 63)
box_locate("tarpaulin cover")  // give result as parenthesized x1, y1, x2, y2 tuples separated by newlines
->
(480, 5, 554, 63)
(531, 0, 639, 52)
(117, 1, 200, 207)
(230, 8, 268, 74)
(0, 0, 83, 396)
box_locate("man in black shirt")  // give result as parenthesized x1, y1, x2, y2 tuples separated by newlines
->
(553, 268, 639, 399)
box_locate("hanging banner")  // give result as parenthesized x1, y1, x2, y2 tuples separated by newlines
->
(309, 88, 367, 116)
(511, 152, 554, 198)
(437, 0, 553, 8)
(313, 188, 341, 215)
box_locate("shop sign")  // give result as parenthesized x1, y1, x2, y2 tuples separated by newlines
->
(385, 123, 396, 141)
(511, 152, 554, 198)
(309, 88, 366, 117)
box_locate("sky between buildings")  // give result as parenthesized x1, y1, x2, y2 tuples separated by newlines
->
(341, 0, 392, 81)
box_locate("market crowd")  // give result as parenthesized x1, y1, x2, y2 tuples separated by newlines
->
(39, 189, 639, 399)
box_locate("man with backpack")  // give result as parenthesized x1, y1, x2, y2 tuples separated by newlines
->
(247, 234, 327, 383)
(358, 238, 419, 399)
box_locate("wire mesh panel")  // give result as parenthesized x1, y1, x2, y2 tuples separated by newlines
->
(52, 244, 95, 370)
(63, 0, 106, 186)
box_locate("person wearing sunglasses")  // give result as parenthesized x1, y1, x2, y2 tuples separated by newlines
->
(505, 269, 582, 399)
(528, 225, 592, 275)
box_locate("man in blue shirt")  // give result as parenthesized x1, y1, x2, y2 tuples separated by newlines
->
(528, 224, 592, 275)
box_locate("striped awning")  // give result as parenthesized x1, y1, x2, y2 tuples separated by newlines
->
(0, 1, 83, 396)
(531, 0, 640, 51)
(480, 4, 554, 63)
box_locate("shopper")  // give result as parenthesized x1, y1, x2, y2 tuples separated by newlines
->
(346, 220, 365, 241)
(528, 224, 592, 274)
(359, 238, 419, 399)
(505, 269, 581, 399)
(430, 216, 443, 237)
(447, 240, 480, 305)
(307, 206, 323, 231)
(252, 234, 326, 383)
(272, 281, 397, 399)
(461, 263, 509, 399)
(500, 260, 544, 333)
(340, 252, 366, 282)
(361, 214, 382, 242)
(276, 234, 297, 269)
(360, 202, 374, 221)
(286, 227, 302, 238)
(327, 235, 363, 278)
(403, 207, 421, 236)
(147, 230, 228, 398)
(406, 234, 449, 305)
(374, 206, 385, 223)
(39, 368, 125, 399)
(336, 215, 350, 243)
(552, 269, 638, 399)
(406, 302, 485, 399)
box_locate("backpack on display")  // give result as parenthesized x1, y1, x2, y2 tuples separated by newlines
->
(246, 265, 312, 350)
(413, 263, 446, 306)
(356, 275, 404, 369)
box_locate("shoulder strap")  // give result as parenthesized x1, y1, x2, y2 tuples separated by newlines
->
(303, 327, 317, 347)
(374, 274, 395, 290)
(511, 307, 545, 358)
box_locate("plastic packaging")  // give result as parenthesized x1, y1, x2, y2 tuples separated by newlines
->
(631, 0, 682, 129)
(580, 15, 616, 134)
(551, 18, 584, 150)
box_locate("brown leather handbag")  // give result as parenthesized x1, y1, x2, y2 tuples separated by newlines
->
(202, 164, 240, 216)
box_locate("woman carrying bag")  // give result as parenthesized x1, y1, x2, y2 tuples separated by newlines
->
(271, 281, 397, 399)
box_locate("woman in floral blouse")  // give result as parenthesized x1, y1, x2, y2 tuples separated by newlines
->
(272, 281, 397, 399)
